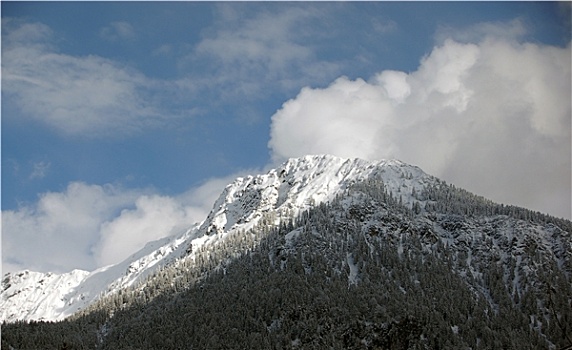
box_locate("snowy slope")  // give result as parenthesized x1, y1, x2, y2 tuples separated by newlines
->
(2, 155, 434, 322)
(1, 269, 89, 322)
(1, 225, 199, 322)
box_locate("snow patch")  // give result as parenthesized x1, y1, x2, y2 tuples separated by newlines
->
(347, 253, 359, 285)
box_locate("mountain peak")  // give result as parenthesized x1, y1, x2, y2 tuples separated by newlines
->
(3, 154, 571, 349)
(7, 154, 569, 327)
(2, 155, 431, 322)
(198, 155, 430, 236)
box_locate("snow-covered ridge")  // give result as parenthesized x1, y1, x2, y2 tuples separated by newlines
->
(0, 155, 435, 322)
(1, 269, 89, 322)
(201, 155, 431, 234)
(1, 226, 201, 322)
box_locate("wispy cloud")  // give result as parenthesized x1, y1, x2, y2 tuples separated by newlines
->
(371, 17, 397, 35)
(1, 19, 174, 137)
(434, 18, 527, 44)
(5, 159, 20, 177)
(99, 21, 136, 42)
(185, 4, 342, 100)
(269, 21, 571, 219)
(29, 161, 51, 180)
(152, 44, 173, 57)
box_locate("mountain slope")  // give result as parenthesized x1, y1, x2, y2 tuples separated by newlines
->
(1, 226, 200, 322)
(2, 154, 571, 349)
(92, 201, 570, 349)
(1, 155, 434, 323)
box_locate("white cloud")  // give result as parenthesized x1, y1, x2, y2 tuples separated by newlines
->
(1, 19, 170, 137)
(100, 21, 136, 41)
(2, 183, 141, 273)
(95, 195, 197, 267)
(374, 71, 410, 104)
(92, 169, 256, 267)
(269, 27, 571, 219)
(269, 76, 396, 162)
(414, 39, 480, 112)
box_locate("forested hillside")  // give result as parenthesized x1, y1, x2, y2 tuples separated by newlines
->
(2, 164, 571, 349)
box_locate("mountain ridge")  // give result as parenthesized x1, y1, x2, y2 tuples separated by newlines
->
(2, 154, 571, 349)
(2, 154, 435, 322)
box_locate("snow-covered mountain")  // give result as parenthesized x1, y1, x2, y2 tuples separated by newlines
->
(2, 155, 571, 349)
(1, 155, 434, 323)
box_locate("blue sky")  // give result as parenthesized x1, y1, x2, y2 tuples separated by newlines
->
(2, 2, 571, 273)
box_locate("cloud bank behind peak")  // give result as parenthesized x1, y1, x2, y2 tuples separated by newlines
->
(269, 34, 571, 219)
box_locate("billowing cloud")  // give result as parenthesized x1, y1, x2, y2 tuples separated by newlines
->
(93, 173, 241, 267)
(269, 76, 396, 162)
(94, 194, 199, 267)
(1, 19, 170, 137)
(269, 30, 571, 219)
(2, 182, 141, 273)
